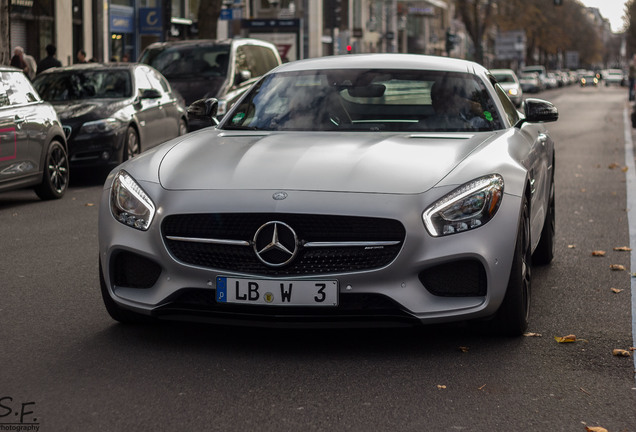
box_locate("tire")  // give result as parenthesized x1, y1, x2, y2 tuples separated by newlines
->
(494, 195, 531, 336)
(123, 126, 140, 162)
(99, 259, 154, 324)
(34, 139, 69, 200)
(178, 118, 188, 136)
(533, 179, 555, 265)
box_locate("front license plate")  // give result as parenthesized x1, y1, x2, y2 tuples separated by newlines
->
(216, 276, 338, 306)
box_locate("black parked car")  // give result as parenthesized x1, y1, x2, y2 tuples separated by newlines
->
(0, 66, 69, 199)
(139, 38, 282, 121)
(32, 63, 188, 170)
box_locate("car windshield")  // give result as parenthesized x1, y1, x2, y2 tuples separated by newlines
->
(33, 70, 132, 101)
(140, 45, 231, 79)
(223, 69, 503, 132)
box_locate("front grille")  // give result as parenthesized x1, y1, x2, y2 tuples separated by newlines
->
(418, 260, 487, 297)
(162, 213, 405, 276)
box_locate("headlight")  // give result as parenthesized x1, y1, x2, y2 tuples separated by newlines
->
(78, 118, 122, 136)
(422, 175, 504, 237)
(110, 170, 155, 230)
(508, 88, 519, 96)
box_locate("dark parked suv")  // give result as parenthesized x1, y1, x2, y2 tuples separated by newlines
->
(139, 38, 282, 119)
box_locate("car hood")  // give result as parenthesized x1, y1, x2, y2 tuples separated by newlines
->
(50, 99, 128, 123)
(158, 130, 498, 194)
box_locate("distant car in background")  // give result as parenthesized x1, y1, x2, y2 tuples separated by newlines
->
(520, 65, 547, 90)
(0, 66, 69, 199)
(139, 38, 282, 125)
(519, 72, 542, 93)
(579, 71, 599, 87)
(33, 63, 187, 170)
(603, 69, 624, 86)
(490, 68, 523, 106)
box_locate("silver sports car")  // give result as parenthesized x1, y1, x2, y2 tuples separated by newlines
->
(98, 54, 558, 335)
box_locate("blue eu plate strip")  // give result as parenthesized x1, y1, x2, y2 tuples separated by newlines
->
(216, 277, 227, 302)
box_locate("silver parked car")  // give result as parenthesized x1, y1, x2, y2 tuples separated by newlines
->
(0, 66, 69, 199)
(98, 54, 558, 335)
(490, 68, 523, 107)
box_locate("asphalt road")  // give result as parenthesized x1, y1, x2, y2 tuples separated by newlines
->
(1, 84, 635, 431)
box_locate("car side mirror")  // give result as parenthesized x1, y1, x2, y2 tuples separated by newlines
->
(139, 88, 162, 99)
(523, 98, 558, 123)
(235, 70, 252, 85)
(188, 98, 219, 126)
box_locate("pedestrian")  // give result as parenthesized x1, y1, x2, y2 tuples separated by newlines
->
(629, 54, 636, 101)
(76, 49, 87, 64)
(10, 46, 28, 75)
(37, 44, 62, 75)
(121, 53, 130, 62)
(23, 50, 37, 80)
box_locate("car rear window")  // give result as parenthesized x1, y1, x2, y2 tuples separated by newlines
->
(33, 70, 132, 101)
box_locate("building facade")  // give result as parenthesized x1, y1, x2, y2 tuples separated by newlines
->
(5, 0, 455, 67)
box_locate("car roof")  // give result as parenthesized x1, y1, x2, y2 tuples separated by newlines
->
(0, 66, 24, 73)
(142, 37, 275, 51)
(273, 54, 487, 75)
(35, 62, 144, 74)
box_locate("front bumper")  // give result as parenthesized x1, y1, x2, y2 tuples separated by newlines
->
(98, 184, 522, 327)
(67, 128, 126, 168)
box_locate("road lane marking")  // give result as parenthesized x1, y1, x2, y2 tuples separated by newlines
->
(622, 105, 636, 383)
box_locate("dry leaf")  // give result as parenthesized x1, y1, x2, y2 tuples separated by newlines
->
(609, 264, 626, 271)
(568, 244, 576, 249)
(458, 346, 469, 353)
(85, 203, 95, 207)
(586, 427, 609, 432)
(613, 246, 632, 252)
(478, 384, 487, 390)
(622, 166, 629, 173)
(611, 288, 623, 293)
(554, 334, 577, 343)
(591, 250, 606, 256)
(613, 349, 631, 357)
(523, 332, 542, 337)
(608, 162, 620, 169)
(437, 385, 446, 390)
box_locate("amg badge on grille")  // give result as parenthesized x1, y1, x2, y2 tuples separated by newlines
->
(272, 191, 288, 200)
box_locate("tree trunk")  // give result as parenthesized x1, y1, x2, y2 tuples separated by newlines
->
(0, 0, 10, 65)
(198, 0, 223, 40)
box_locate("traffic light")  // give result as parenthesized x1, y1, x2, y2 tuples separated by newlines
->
(446, 30, 457, 53)
(346, 45, 352, 54)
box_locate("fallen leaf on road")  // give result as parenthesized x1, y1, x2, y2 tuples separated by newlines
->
(613, 349, 631, 357)
(458, 346, 469, 353)
(611, 288, 623, 293)
(568, 244, 576, 249)
(85, 203, 95, 207)
(622, 166, 629, 173)
(608, 162, 620, 169)
(437, 385, 446, 390)
(586, 427, 608, 432)
(591, 250, 606, 256)
(523, 332, 542, 337)
(554, 334, 577, 343)
(478, 384, 487, 390)
(609, 264, 626, 271)
(613, 246, 632, 251)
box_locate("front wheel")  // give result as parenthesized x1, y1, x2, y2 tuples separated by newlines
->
(34, 139, 69, 200)
(123, 126, 140, 162)
(533, 180, 555, 265)
(494, 195, 531, 336)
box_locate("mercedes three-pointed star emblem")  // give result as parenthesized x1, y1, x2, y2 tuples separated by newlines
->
(253, 221, 299, 267)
